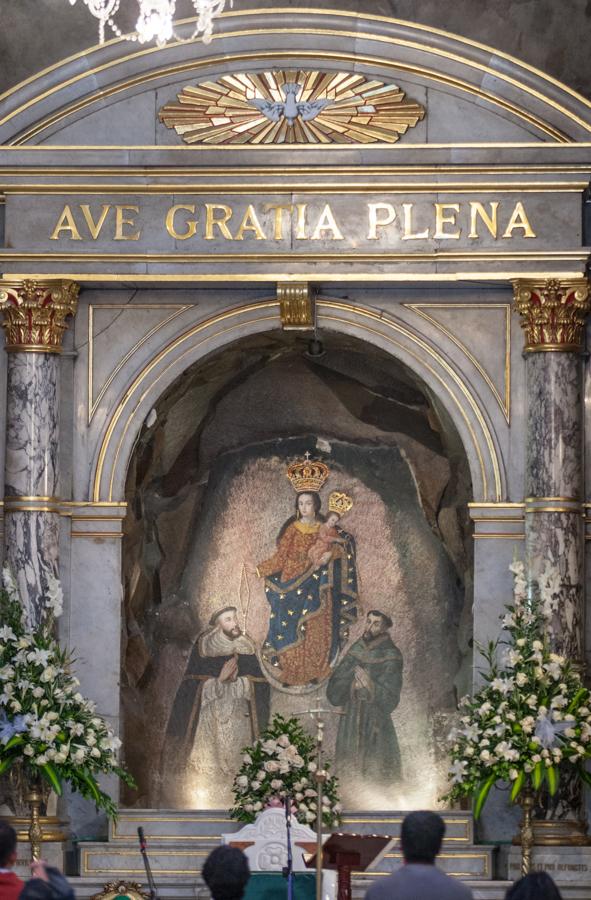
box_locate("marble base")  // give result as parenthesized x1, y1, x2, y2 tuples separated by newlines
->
(14, 841, 66, 878)
(506, 846, 591, 884)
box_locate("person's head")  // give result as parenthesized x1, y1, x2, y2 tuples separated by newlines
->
(0, 821, 18, 869)
(325, 512, 340, 528)
(210, 607, 241, 639)
(296, 491, 322, 522)
(400, 811, 445, 864)
(202, 846, 250, 900)
(505, 872, 562, 900)
(364, 610, 393, 641)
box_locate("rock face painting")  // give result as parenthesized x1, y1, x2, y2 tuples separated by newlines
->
(121, 332, 472, 810)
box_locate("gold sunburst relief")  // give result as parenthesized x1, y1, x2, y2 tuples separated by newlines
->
(159, 70, 425, 145)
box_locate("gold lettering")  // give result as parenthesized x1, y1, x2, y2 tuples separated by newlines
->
(114, 205, 141, 241)
(434, 203, 461, 239)
(295, 204, 308, 240)
(367, 203, 396, 240)
(166, 204, 198, 240)
(503, 201, 536, 238)
(311, 204, 343, 241)
(402, 203, 429, 240)
(235, 204, 266, 241)
(264, 203, 293, 240)
(468, 201, 499, 239)
(80, 204, 111, 240)
(49, 205, 82, 241)
(205, 204, 233, 240)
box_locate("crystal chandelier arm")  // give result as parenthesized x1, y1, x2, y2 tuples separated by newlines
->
(66, 0, 229, 45)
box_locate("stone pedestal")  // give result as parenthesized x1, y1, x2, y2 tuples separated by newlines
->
(506, 846, 591, 885)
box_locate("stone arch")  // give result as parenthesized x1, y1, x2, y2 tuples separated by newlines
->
(90, 296, 506, 504)
(1, 9, 591, 144)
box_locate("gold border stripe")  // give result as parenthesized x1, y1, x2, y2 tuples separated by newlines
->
(91, 300, 501, 502)
(5, 43, 576, 145)
(405, 303, 511, 423)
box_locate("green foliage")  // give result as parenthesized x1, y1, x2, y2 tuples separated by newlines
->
(0, 579, 135, 820)
(442, 561, 591, 817)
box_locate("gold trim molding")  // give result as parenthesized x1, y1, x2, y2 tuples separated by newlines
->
(513, 277, 591, 352)
(278, 282, 315, 329)
(405, 303, 510, 423)
(0, 279, 79, 352)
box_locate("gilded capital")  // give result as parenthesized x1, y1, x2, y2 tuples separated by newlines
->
(513, 278, 591, 352)
(278, 282, 315, 330)
(0, 279, 80, 352)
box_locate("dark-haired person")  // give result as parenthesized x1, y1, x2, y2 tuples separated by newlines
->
(202, 846, 250, 900)
(505, 872, 562, 900)
(0, 822, 23, 900)
(365, 811, 473, 900)
(19, 860, 74, 900)
(165, 605, 269, 806)
(327, 609, 403, 785)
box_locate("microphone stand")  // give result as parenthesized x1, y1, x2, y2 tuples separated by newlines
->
(282, 795, 295, 900)
(138, 827, 160, 900)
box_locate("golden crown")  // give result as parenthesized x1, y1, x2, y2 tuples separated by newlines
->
(286, 454, 330, 493)
(328, 491, 353, 516)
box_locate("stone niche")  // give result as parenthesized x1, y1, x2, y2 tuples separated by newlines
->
(121, 330, 473, 810)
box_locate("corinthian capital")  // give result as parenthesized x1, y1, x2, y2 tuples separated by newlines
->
(0, 279, 80, 352)
(513, 278, 591, 353)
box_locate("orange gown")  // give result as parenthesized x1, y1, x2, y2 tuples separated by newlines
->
(257, 520, 335, 686)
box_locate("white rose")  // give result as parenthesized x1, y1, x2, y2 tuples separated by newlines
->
(516, 638, 526, 647)
(515, 672, 528, 687)
(305, 811, 315, 823)
(277, 734, 291, 748)
(509, 769, 519, 780)
(264, 760, 280, 773)
(251, 781, 261, 790)
(35, 754, 48, 765)
(271, 779, 283, 790)
(295, 792, 304, 801)
(243, 753, 252, 764)
(253, 801, 263, 811)
(23, 745, 34, 757)
(90, 747, 101, 758)
(236, 775, 248, 788)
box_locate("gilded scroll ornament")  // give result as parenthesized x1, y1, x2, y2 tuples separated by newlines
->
(278, 282, 314, 330)
(0, 280, 79, 352)
(512, 278, 591, 352)
(159, 71, 425, 145)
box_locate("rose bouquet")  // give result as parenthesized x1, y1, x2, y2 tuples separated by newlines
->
(0, 567, 134, 818)
(443, 560, 591, 817)
(230, 713, 341, 828)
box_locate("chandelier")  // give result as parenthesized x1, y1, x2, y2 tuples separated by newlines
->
(68, 0, 231, 46)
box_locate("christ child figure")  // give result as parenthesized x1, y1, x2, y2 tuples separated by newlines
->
(307, 491, 353, 569)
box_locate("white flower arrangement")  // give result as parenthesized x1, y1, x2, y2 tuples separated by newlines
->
(0, 566, 134, 818)
(230, 714, 341, 828)
(443, 560, 591, 817)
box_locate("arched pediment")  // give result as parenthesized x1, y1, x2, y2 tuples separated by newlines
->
(1, 8, 591, 146)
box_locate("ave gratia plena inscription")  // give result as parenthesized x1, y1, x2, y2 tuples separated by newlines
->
(49, 199, 536, 244)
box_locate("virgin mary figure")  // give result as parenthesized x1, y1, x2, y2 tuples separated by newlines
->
(254, 457, 359, 688)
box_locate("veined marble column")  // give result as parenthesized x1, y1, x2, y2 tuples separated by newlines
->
(514, 276, 591, 829)
(0, 279, 79, 624)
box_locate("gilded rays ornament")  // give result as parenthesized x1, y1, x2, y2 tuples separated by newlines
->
(159, 71, 425, 144)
